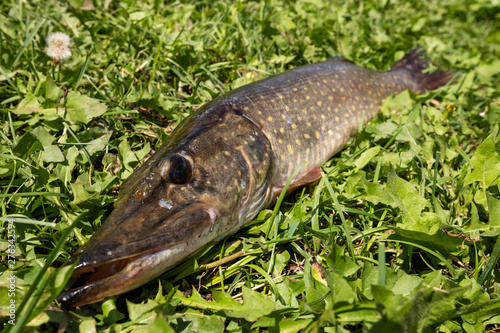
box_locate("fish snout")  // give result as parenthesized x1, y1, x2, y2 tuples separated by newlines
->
(58, 204, 221, 307)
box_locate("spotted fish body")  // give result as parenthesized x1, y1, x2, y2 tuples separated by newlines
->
(212, 54, 436, 189)
(58, 49, 453, 307)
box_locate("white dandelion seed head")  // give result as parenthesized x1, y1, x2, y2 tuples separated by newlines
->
(45, 32, 72, 62)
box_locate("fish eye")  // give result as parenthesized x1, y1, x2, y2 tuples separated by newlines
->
(162, 155, 193, 184)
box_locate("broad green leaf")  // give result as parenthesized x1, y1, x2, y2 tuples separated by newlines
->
(365, 122, 398, 141)
(44, 76, 63, 102)
(303, 260, 331, 313)
(102, 299, 125, 325)
(487, 193, 500, 227)
(362, 178, 395, 206)
(387, 227, 465, 255)
(251, 314, 276, 329)
(146, 315, 175, 333)
(134, 141, 151, 162)
(326, 244, 360, 277)
(371, 285, 405, 310)
(465, 202, 485, 234)
(381, 90, 415, 116)
(361, 263, 379, 300)
(169, 310, 224, 333)
(278, 319, 312, 333)
(65, 91, 107, 124)
(273, 250, 290, 276)
(70, 181, 92, 204)
(79, 319, 97, 333)
(31, 126, 55, 146)
(118, 139, 139, 175)
(335, 302, 379, 324)
(275, 276, 300, 308)
(464, 129, 500, 191)
(386, 270, 421, 296)
(324, 270, 357, 305)
(13, 92, 43, 114)
(40, 145, 65, 163)
(224, 287, 277, 321)
(387, 169, 441, 234)
(211, 290, 242, 310)
(87, 173, 118, 193)
(53, 146, 79, 187)
(126, 299, 160, 322)
(480, 193, 500, 237)
(421, 270, 443, 289)
(14, 132, 43, 159)
(178, 287, 277, 322)
(475, 60, 500, 81)
(84, 132, 112, 156)
(354, 146, 380, 171)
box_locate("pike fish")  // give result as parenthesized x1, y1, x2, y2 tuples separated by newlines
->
(58, 48, 453, 307)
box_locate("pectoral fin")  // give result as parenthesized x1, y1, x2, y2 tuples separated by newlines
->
(274, 166, 322, 196)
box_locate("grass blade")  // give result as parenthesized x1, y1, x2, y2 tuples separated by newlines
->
(5, 211, 87, 333)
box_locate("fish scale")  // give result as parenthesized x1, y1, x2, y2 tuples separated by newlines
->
(219, 58, 421, 187)
(58, 48, 454, 307)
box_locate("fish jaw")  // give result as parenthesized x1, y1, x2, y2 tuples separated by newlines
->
(57, 243, 188, 307)
(57, 204, 220, 307)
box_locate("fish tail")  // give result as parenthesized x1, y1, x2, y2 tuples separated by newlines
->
(391, 47, 457, 91)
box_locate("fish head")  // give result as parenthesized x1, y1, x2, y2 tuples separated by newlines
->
(57, 106, 273, 307)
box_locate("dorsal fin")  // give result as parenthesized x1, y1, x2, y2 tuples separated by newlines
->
(391, 47, 457, 91)
(390, 47, 428, 72)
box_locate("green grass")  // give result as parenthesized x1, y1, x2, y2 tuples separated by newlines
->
(1, 0, 500, 332)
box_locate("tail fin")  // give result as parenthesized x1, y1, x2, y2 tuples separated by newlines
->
(391, 47, 457, 91)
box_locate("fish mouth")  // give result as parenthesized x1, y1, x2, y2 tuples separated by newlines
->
(57, 245, 178, 307)
(57, 205, 219, 307)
